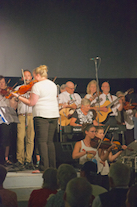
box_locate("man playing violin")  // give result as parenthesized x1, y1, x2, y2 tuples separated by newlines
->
(13, 70, 35, 171)
(116, 91, 137, 145)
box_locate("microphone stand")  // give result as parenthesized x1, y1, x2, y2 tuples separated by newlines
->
(57, 85, 63, 142)
(92, 57, 101, 126)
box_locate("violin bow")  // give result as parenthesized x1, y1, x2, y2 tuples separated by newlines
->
(96, 125, 110, 151)
(21, 69, 26, 85)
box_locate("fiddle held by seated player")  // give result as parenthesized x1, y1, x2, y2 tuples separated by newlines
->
(94, 126, 127, 190)
(70, 98, 100, 126)
(72, 124, 115, 171)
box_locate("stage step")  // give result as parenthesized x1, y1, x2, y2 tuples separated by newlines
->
(3, 171, 43, 201)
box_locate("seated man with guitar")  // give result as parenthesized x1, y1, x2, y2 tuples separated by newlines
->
(58, 81, 81, 126)
(70, 98, 99, 126)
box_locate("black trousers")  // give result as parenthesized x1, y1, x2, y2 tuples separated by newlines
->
(34, 117, 58, 171)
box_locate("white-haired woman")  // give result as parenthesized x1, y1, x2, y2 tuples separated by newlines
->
(12, 65, 59, 172)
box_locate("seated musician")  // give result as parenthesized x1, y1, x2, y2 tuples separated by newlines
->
(70, 98, 99, 126)
(95, 126, 127, 190)
(72, 124, 115, 186)
(58, 81, 81, 109)
(85, 80, 98, 101)
(116, 91, 137, 145)
(91, 82, 123, 140)
(58, 81, 81, 126)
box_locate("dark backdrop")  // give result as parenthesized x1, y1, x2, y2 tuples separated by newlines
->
(0, 0, 137, 79)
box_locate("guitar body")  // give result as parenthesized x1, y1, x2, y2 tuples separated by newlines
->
(95, 100, 112, 123)
(59, 107, 75, 126)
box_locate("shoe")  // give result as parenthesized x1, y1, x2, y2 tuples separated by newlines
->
(11, 161, 25, 171)
(4, 160, 13, 167)
(25, 162, 35, 170)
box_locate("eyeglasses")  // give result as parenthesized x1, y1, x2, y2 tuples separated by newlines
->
(67, 87, 75, 90)
(90, 131, 96, 133)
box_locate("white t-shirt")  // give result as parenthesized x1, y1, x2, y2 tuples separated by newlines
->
(31, 79, 59, 118)
(58, 91, 81, 107)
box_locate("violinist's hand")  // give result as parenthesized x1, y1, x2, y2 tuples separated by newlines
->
(108, 144, 116, 152)
(100, 160, 105, 167)
(87, 151, 96, 156)
(121, 145, 127, 150)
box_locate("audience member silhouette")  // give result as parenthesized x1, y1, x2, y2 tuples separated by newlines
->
(46, 164, 77, 207)
(126, 184, 137, 207)
(92, 162, 131, 207)
(0, 164, 18, 207)
(64, 177, 92, 207)
(28, 168, 58, 207)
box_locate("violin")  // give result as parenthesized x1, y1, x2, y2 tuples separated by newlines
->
(90, 137, 133, 151)
(123, 101, 137, 110)
(0, 80, 37, 99)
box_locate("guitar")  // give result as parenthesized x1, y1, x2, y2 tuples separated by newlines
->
(59, 100, 77, 126)
(95, 88, 134, 123)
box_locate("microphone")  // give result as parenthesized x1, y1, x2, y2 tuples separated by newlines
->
(90, 57, 100, 60)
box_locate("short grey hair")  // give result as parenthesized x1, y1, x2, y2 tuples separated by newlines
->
(109, 162, 130, 187)
(81, 98, 91, 106)
(57, 164, 77, 190)
(65, 177, 92, 207)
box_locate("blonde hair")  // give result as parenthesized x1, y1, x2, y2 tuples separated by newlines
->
(33, 65, 48, 78)
(86, 80, 97, 94)
(81, 98, 91, 106)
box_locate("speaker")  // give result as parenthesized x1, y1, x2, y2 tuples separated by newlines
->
(54, 142, 79, 168)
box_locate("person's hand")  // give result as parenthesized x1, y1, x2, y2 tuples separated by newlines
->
(87, 151, 96, 156)
(100, 160, 105, 166)
(121, 145, 127, 150)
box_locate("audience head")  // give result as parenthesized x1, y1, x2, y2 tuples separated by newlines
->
(60, 84, 66, 93)
(33, 65, 48, 79)
(126, 184, 137, 207)
(86, 80, 97, 95)
(66, 81, 75, 94)
(57, 164, 77, 191)
(109, 162, 130, 188)
(42, 168, 58, 190)
(64, 177, 92, 207)
(0, 165, 7, 186)
(80, 161, 98, 184)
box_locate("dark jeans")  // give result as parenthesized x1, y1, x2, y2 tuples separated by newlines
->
(34, 117, 58, 171)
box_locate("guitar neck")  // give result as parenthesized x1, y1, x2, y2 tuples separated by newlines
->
(107, 97, 120, 108)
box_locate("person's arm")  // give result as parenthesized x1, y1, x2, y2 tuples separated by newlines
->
(72, 141, 87, 159)
(11, 92, 39, 106)
(108, 145, 127, 162)
(70, 117, 82, 126)
(98, 144, 116, 161)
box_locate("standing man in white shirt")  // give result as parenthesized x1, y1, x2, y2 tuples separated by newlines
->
(13, 70, 35, 171)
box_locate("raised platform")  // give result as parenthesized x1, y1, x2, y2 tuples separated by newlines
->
(3, 170, 43, 201)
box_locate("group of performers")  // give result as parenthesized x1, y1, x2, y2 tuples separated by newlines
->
(0, 65, 137, 177)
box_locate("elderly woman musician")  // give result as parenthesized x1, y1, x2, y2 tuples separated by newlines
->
(70, 98, 99, 126)
(12, 65, 59, 172)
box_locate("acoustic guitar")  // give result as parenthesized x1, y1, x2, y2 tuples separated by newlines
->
(95, 88, 134, 123)
(59, 100, 76, 126)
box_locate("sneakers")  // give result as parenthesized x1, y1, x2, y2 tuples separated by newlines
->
(8, 161, 25, 172)
(25, 162, 35, 170)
